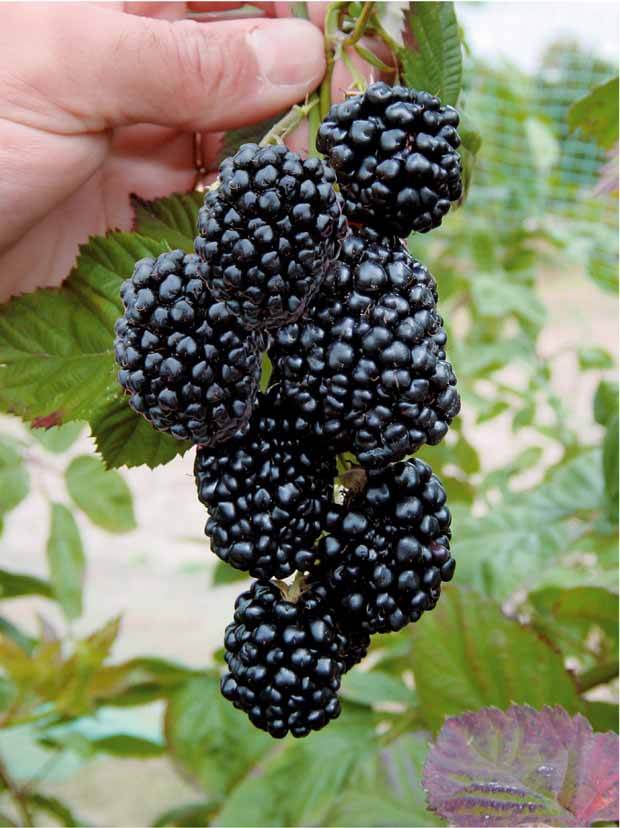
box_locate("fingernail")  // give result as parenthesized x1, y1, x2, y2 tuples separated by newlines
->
(249, 20, 325, 88)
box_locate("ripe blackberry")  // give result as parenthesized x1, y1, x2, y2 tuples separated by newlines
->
(114, 250, 263, 445)
(194, 391, 337, 580)
(270, 228, 460, 469)
(195, 143, 346, 331)
(221, 579, 347, 738)
(317, 82, 462, 237)
(316, 459, 455, 634)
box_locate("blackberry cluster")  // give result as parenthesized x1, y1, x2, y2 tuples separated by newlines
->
(116, 81, 463, 741)
(194, 390, 336, 580)
(114, 250, 263, 445)
(317, 82, 462, 237)
(315, 459, 455, 634)
(270, 227, 460, 468)
(195, 143, 346, 331)
(221, 579, 359, 738)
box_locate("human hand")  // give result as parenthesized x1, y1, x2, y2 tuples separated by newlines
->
(0, 2, 324, 300)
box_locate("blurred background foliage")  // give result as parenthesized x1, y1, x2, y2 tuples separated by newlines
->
(0, 2, 617, 826)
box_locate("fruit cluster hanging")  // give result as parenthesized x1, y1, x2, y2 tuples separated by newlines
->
(114, 82, 462, 739)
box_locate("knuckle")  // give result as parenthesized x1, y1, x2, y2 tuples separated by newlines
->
(167, 21, 235, 120)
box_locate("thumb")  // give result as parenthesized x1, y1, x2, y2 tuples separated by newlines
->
(2, 5, 325, 133)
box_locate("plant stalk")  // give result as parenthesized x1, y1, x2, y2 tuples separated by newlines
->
(0, 755, 33, 828)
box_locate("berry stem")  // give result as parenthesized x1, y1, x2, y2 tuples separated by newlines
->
(259, 100, 318, 147)
(343, 1, 375, 48)
(307, 92, 322, 157)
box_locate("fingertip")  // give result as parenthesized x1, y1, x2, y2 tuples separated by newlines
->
(249, 18, 325, 92)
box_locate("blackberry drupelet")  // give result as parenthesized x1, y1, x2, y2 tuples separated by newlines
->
(195, 143, 346, 331)
(317, 82, 462, 237)
(307, 579, 371, 671)
(114, 250, 264, 445)
(221, 579, 348, 738)
(194, 391, 337, 580)
(317, 458, 455, 634)
(270, 227, 460, 469)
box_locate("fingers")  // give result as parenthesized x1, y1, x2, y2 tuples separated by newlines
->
(0, 4, 325, 133)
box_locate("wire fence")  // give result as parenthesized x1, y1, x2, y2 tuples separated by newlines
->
(462, 42, 618, 281)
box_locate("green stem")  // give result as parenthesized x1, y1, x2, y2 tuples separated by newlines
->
(0, 754, 33, 828)
(577, 659, 619, 693)
(343, 1, 375, 47)
(307, 93, 322, 156)
(379, 708, 426, 747)
(259, 100, 318, 147)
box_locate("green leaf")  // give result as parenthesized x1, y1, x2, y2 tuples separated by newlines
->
(132, 192, 202, 252)
(340, 669, 416, 708)
(26, 795, 79, 827)
(594, 379, 619, 426)
(91, 395, 190, 469)
(91, 656, 200, 707)
(402, 3, 462, 106)
(529, 585, 618, 652)
(153, 801, 219, 828)
(470, 274, 547, 330)
(46, 503, 85, 620)
(29, 422, 84, 453)
(327, 733, 444, 827)
(27, 794, 83, 827)
(0, 438, 29, 518)
(65, 455, 136, 533)
(0, 233, 167, 424)
(216, 114, 285, 166)
(458, 112, 482, 202)
(455, 450, 604, 599)
(211, 560, 249, 587)
(568, 75, 619, 150)
(217, 707, 379, 827)
(0, 617, 37, 654)
(584, 701, 619, 734)
(578, 347, 614, 371)
(602, 414, 619, 522)
(44, 707, 164, 758)
(165, 675, 273, 799)
(0, 569, 53, 600)
(409, 586, 584, 732)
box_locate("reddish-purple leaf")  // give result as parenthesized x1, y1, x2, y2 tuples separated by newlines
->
(424, 704, 619, 827)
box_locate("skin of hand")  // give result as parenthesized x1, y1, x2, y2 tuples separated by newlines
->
(0, 1, 390, 302)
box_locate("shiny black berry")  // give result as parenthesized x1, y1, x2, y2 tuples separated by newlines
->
(114, 250, 264, 445)
(317, 83, 462, 237)
(194, 391, 337, 580)
(316, 458, 455, 634)
(270, 227, 460, 468)
(195, 143, 346, 331)
(221, 579, 348, 738)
